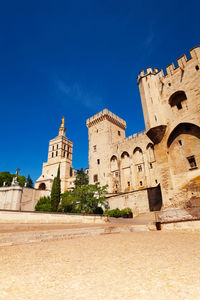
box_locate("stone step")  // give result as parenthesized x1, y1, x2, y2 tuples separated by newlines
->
(0, 224, 154, 247)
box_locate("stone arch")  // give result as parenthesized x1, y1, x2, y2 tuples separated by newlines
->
(167, 123, 200, 148)
(121, 151, 130, 158)
(110, 155, 117, 161)
(146, 143, 155, 162)
(133, 147, 143, 164)
(169, 91, 187, 109)
(38, 183, 46, 190)
(110, 155, 118, 171)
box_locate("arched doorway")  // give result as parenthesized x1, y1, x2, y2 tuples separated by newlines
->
(38, 182, 46, 190)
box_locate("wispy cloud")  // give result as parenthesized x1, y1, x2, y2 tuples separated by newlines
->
(142, 28, 155, 57)
(56, 80, 104, 110)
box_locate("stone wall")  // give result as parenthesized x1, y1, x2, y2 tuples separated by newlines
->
(0, 210, 106, 224)
(0, 186, 50, 211)
(107, 189, 150, 216)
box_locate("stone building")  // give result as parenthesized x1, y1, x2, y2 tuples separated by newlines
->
(87, 46, 200, 212)
(35, 118, 76, 193)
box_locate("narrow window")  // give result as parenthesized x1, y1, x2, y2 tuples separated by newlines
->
(52, 152, 54, 158)
(177, 102, 182, 110)
(155, 179, 158, 184)
(52, 145, 54, 151)
(168, 82, 171, 86)
(93, 174, 98, 182)
(97, 159, 100, 165)
(70, 167, 73, 177)
(139, 181, 143, 186)
(115, 184, 118, 188)
(178, 140, 182, 146)
(56, 151, 58, 156)
(149, 163, 153, 169)
(63, 151, 65, 157)
(195, 65, 199, 71)
(128, 181, 130, 187)
(115, 172, 119, 177)
(155, 115, 157, 121)
(67, 152, 69, 159)
(118, 131, 121, 136)
(187, 156, 197, 169)
(93, 145, 96, 152)
(64, 145, 66, 150)
(138, 165, 142, 172)
(57, 144, 58, 149)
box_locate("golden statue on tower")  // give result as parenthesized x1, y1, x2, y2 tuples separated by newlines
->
(61, 116, 65, 128)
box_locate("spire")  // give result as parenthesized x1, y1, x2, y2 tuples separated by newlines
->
(59, 117, 66, 136)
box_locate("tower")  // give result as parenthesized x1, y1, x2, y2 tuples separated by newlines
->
(86, 109, 126, 188)
(35, 118, 74, 193)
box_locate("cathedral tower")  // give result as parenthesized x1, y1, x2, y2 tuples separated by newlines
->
(35, 118, 74, 193)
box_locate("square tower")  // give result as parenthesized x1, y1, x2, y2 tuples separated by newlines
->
(35, 118, 74, 193)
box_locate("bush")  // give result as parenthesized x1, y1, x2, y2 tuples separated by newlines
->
(35, 196, 51, 212)
(104, 208, 133, 218)
(121, 208, 133, 218)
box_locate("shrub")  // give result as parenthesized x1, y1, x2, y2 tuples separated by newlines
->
(121, 208, 133, 218)
(35, 196, 51, 212)
(104, 208, 133, 218)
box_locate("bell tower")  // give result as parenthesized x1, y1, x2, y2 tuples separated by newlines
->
(35, 117, 74, 193)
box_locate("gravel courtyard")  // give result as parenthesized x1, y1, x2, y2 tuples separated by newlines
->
(0, 231, 200, 299)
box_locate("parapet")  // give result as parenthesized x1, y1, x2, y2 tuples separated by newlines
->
(86, 109, 126, 130)
(137, 45, 200, 83)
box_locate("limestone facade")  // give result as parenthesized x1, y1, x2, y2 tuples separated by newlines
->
(87, 46, 200, 210)
(35, 119, 76, 193)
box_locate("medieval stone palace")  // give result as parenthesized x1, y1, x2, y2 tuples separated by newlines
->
(87, 46, 200, 212)
(0, 46, 199, 214)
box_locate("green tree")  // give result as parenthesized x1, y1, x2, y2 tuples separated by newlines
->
(51, 165, 61, 212)
(74, 168, 88, 188)
(35, 196, 51, 212)
(0, 172, 13, 187)
(59, 183, 108, 214)
(17, 175, 26, 187)
(26, 175, 34, 188)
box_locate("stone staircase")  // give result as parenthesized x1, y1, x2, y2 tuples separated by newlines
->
(0, 222, 155, 247)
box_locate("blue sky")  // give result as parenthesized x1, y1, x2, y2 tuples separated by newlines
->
(0, 0, 199, 181)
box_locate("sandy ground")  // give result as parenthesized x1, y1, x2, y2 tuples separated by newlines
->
(0, 231, 200, 300)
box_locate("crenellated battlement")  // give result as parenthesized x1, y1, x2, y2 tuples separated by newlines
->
(137, 46, 200, 84)
(86, 109, 126, 130)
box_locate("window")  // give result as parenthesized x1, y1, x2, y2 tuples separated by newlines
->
(97, 159, 100, 165)
(56, 151, 58, 156)
(138, 165, 142, 172)
(115, 184, 118, 188)
(52, 152, 54, 158)
(139, 181, 143, 186)
(187, 156, 197, 169)
(195, 65, 199, 71)
(178, 140, 182, 146)
(63, 151, 65, 157)
(93, 145, 96, 152)
(128, 181, 130, 187)
(149, 163, 153, 169)
(168, 82, 171, 86)
(93, 174, 98, 182)
(155, 115, 157, 121)
(70, 167, 73, 177)
(115, 172, 119, 177)
(52, 145, 54, 151)
(155, 179, 158, 184)
(57, 144, 58, 149)
(169, 91, 187, 110)
(67, 152, 69, 159)
(177, 102, 182, 110)
(64, 145, 66, 150)
(118, 131, 121, 136)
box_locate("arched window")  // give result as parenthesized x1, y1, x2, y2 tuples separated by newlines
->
(38, 183, 46, 190)
(169, 91, 187, 110)
(121, 151, 130, 159)
(110, 155, 117, 162)
(110, 155, 118, 171)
